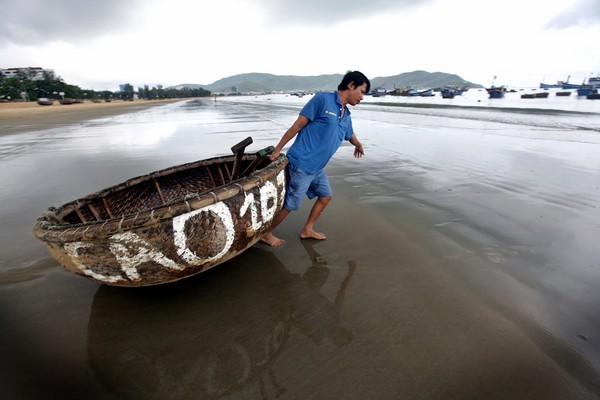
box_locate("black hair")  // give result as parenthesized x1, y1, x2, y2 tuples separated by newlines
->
(338, 70, 370, 93)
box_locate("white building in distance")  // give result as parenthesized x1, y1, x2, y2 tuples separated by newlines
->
(0, 67, 55, 80)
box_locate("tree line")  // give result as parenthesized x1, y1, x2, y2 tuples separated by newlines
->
(0, 70, 211, 101)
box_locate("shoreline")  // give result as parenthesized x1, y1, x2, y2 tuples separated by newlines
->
(0, 98, 187, 135)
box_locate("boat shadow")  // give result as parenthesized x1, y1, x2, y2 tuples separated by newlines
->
(87, 241, 356, 399)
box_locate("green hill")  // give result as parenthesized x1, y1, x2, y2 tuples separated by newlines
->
(370, 70, 480, 90)
(170, 71, 481, 93)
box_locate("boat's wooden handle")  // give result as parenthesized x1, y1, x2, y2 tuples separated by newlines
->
(231, 137, 253, 154)
(230, 137, 253, 181)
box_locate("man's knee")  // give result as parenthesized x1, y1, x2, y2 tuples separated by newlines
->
(318, 196, 333, 205)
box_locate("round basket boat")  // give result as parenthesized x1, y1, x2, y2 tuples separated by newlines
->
(33, 140, 287, 287)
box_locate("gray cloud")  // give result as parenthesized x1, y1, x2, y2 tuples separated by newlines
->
(0, 0, 143, 45)
(0, 0, 434, 47)
(254, 0, 434, 25)
(545, 0, 600, 29)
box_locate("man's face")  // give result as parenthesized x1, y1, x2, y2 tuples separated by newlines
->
(348, 82, 368, 106)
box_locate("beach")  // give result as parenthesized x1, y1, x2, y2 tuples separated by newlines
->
(0, 98, 182, 135)
(1, 93, 599, 399)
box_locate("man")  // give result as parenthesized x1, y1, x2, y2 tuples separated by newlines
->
(261, 71, 370, 247)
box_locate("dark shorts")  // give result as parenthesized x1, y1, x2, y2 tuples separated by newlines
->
(284, 162, 332, 211)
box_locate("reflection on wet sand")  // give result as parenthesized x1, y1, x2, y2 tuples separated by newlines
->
(87, 242, 356, 399)
(291, 240, 356, 347)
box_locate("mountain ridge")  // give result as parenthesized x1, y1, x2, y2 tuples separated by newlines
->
(170, 70, 482, 93)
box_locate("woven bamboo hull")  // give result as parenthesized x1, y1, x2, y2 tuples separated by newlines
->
(33, 153, 288, 287)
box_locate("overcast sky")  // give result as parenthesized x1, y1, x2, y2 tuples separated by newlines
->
(1, 0, 599, 90)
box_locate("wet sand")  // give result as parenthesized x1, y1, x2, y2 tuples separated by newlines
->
(0, 99, 183, 135)
(1, 96, 599, 399)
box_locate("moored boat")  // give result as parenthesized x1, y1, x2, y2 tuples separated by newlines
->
(33, 137, 288, 287)
(587, 90, 600, 100)
(576, 85, 596, 96)
(486, 86, 506, 99)
(441, 89, 455, 99)
(394, 88, 419, 96)
(372, 86, 387, 97)
(523, 92, 549, 99)
(556, 91, 572, 96)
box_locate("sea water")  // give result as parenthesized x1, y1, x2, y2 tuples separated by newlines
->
(1, 95, 600, 399)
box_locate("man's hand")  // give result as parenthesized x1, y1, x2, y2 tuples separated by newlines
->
(354, 144, 364, 158)
(268, 150, 280, 161)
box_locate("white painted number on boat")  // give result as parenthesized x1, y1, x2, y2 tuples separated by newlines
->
(172, 202, 235, 264)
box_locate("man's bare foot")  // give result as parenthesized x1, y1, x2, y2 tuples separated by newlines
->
(261, 232, 285, 247)
(300, 229, 326, 240)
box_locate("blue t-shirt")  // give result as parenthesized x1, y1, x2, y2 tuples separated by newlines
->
(286, 92, 354, 174)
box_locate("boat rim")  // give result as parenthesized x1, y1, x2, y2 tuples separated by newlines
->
(33, 154, 287, 243)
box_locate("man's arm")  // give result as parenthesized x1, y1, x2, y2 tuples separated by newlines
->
(269, 115, 310, 159)
(349, 133, 364, 158)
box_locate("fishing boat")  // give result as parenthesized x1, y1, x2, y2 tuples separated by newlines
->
(441, 89, 455, 99)
(587, 90, 600, 100)
(33, 137, 288, 287)
(576, 85, 596, 96)
(486, 86, 506, 99)
(372, 86, 387, 97)
(522, 92, 549, 99)
(396, 88, 419, 96)
(36, 97, 54, 105)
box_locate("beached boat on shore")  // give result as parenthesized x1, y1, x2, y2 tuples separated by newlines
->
(33, 137, 288, 287)
(36, 97, 54, 105)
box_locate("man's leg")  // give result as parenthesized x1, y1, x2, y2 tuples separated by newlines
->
(261, 208, 291, 247)
(300, 196, 331, 240)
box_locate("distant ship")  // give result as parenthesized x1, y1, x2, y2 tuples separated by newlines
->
(540, 76, 570, 89)
(540, 74, 599, 90)
(562, 74, 600, 89)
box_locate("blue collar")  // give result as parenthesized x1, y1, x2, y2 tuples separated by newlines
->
(335, 91, 351, 117)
